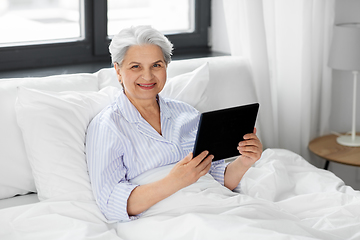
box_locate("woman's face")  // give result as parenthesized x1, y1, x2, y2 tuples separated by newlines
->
(115, 44, 167, 103)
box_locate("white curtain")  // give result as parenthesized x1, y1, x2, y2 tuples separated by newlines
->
(223, 0, 335, 166)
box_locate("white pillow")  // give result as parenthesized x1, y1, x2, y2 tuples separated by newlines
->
(160, 62, 209, 111)
(15, 86, 119, 201)
(0, 74, 99, 199)
(95, 67, 121, 90)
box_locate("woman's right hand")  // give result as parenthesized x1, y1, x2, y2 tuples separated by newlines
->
(127, 151, 213, 217)
(167, 151, 213, 191)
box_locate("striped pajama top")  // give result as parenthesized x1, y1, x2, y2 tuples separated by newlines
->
(86, 90, 231, 222)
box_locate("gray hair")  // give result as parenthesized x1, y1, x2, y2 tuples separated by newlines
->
(109, 25, 173, 66)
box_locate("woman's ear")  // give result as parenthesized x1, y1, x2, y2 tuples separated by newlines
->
(114, 63, 122, 83)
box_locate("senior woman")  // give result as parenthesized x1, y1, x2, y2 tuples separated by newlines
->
(86, 25, 263, 222)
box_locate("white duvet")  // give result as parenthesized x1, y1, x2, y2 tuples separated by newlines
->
(1, 149, 359, 240)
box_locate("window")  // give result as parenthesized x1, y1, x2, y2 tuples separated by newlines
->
(0, 0, 210, 72)
(0, 0, 84, 47)
(107, 0, 194, 36)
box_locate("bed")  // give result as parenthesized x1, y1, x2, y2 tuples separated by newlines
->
(0, 56, 359, 240)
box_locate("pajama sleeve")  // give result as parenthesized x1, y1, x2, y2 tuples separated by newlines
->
(209, 160, 242, 192)
(86, 111, 139, 222)
(209, 160, 231, 186)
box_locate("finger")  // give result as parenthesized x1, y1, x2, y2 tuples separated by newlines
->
(190, 151, 209, 166)
(238, 147, 260, 157)
(179, 152, 193, 165)
(253, 127, 257, 134)
(238, 143, 262, 155)
(198, 155, 213, 174)
(198, 154, 213, 168)
(238, 139, 261, 148)
(243, 133, 259, 140)
(199, 163, 212, 176)
(238, 140, 262, 154)
(238, 144, 262, 156)
(238, 143, 258, 150)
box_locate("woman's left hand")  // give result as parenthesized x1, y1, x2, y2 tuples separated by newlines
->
(236, 127, 262, 167)
(224, 128, 262, 190)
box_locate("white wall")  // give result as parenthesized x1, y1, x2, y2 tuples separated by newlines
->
(210, 0, 360, 190)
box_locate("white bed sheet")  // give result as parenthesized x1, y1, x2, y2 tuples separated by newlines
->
(0, 149, 359, 240)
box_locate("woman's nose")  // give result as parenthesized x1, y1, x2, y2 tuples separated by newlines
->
(141, 69, 153, 81)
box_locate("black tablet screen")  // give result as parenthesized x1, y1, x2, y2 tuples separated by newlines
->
(193, 103, 259, 161)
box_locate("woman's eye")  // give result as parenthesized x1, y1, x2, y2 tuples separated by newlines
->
(131, 65, 139, 69)
(153, 63, 161, 68)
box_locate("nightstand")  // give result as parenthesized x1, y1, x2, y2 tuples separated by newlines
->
(308, 134, 360, 170)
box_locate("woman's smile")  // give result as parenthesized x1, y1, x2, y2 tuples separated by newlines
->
(137, 83, 156, 89)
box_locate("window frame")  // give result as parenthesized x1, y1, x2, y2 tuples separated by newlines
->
(0, 0, 210, 72)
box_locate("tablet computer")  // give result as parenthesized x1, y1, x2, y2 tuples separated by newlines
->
(193, 103, 259, 161)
